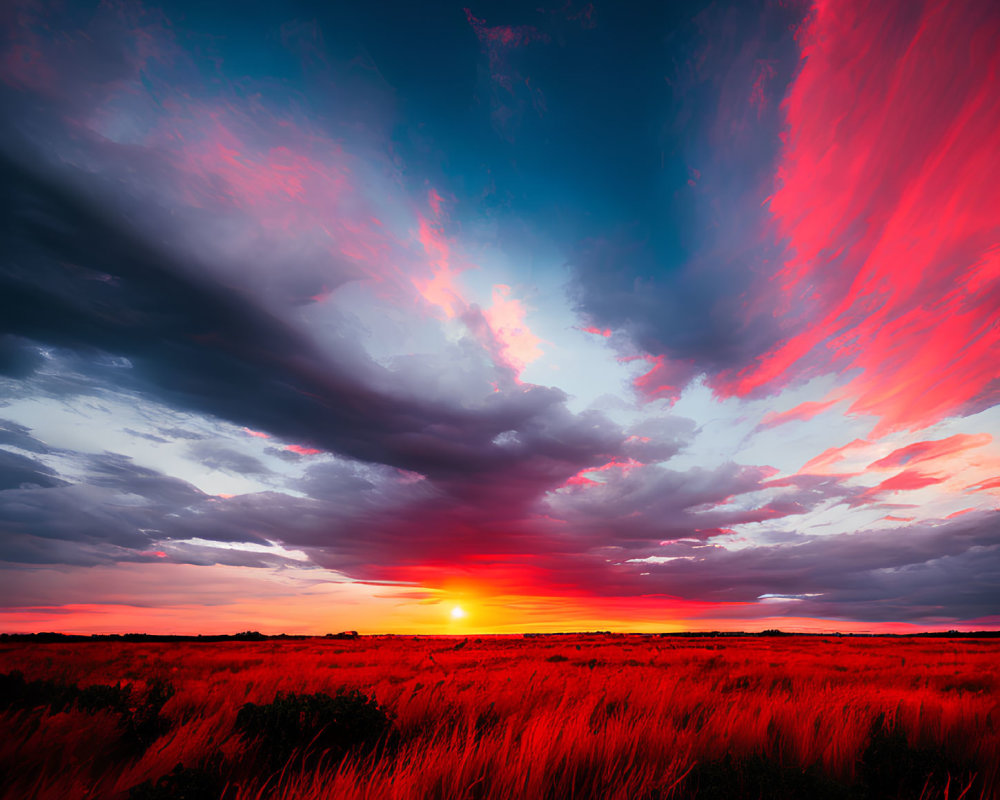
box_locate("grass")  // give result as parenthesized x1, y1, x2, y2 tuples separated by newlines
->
(0, 635, 996, 799)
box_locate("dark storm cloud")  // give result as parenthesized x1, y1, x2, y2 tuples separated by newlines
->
(629, 511, 1000, 623)
(2, 420, 996, 624)
(485, 511, 1000, 624)
(0, 444, 428, 568)
(568, 232, 783, 386)
(85, 452, 207, 508)
(0, 480, 179, 564)
(621, 416, 697, 463)
(0, 153, 620, 490)
(545, 461, 860, 548)
(0, 448, 65, 490)
(0, 335, 44, 378)
(0, 418, 50, 454)
(562, 1, 807, 392)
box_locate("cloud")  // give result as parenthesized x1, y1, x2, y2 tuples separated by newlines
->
(0, 0, 996, 631)
(713, 0, 1000, 436)
(0, 334, 43, 378)
(564, 1, 808, 402)
(0, 418, 50, 453)
(565, 0, 1000, 447)
(0, 448, 65, 490)
(464, 7, 550, 141)
(2, 153, 621, 482)
(868, 433, 992, 471)
(538, 510, 1000, 623)
(757, 398, 841, 431)
(187, 441, 271, 476)
(546, 460, 858, 553)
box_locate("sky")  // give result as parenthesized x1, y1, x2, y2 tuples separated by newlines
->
(0, 0, 998, 635)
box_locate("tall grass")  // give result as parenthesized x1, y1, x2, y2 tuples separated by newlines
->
(1, 635, 996, 799)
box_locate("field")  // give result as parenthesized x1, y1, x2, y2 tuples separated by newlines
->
(1, 635, 997, 799)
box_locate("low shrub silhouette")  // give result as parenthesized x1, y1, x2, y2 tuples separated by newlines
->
(0, 670, 173, 752)
(235, 689, 394, 767)
(121, 678, 175, 751)
(128, 762, 224, 800)
(859, 715, 976, 798)
(1, 670, 81, 713)
(686, 754, 851, 799)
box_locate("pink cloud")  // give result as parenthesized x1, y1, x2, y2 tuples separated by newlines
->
(713, 0, 1000, 437)
(964, 476, 1000, 493)
(632, 355, 697, 404)
(758, 397, 840, 430)
(413, 214, 465, 317)
(748, 59, 777, 117)
(285, 444, 322, 456)
(800, 438, 870, 475)
(428, 187, 445, 217)
(484, 285, 543, 376)
(868, 433, 992, 471)
(854, 469, 947, 506)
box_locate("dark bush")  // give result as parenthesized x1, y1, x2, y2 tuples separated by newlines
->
(128, 762, 223, 800)
(121, 679, 175, 751)
(0, 670, 79, 712)
(545, 654, 569, 662)
(76, 681, 133, 715)
(235, 689, 394, 767)
(859, 715, 976, 799)
(0, 671, 173, 752)
(686, 754, 851, 799)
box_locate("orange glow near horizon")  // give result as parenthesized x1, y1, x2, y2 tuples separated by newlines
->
(2, 563, 995, 637)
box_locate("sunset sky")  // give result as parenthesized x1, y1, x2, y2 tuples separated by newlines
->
(1, 0, 998, 634)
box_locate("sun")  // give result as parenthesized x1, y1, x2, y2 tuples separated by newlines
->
(450, 605, 466, 620)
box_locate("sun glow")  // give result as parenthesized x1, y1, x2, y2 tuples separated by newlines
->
(450, 605, 466, 620)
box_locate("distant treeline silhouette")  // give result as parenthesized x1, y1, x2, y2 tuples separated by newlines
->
(2, 629, 998, 643)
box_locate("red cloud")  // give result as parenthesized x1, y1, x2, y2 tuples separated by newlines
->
(855, 469, 946, 506)
(285, 445, 322, 456)
(714, 0, 1000, 436)
(868, 433, 992, 471)
(965, 477, 1000, 493)
(632, 355, 697, 404)
(758, 398, 839, 430)
(800, 438, 870, 475)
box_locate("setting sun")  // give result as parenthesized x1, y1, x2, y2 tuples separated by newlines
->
(450, 605, 466, 620)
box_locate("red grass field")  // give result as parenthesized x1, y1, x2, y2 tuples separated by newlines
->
(1, 635, 997, 799)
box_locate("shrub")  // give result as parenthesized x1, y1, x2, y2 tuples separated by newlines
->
(121, 678, 175, 751)
(686, 754, 850, 799)
(859, 715, 976, 799)
(0, 670, 80, 713)
(128, 762, 223, 800)
(234, 689, 394, 767)
(76, 681, 133, 715)
(0, 670, 173, 753)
